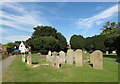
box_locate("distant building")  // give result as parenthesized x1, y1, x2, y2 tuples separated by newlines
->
(19, 41, 26, 53)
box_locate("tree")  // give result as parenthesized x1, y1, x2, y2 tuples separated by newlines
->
(26, 26, 67, 54)
(92, 35, 107, 52)
(114, 35, 120, 62)
(101, 21, 120, 37)
(85, 37, 94, 53)
(5, 42, 15, 53)
(70, 35, 85, 50)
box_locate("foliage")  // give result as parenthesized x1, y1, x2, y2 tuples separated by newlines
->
(5, 42, 15, 53)
(26, 26, 67, 54)
(85, 35, 108, 53)
(114, 35, 120, 61)
(70, 35, 85, 50)
(101, 21, 120, 37)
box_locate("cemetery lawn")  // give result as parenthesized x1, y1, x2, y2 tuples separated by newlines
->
(2, 54, 118, 82)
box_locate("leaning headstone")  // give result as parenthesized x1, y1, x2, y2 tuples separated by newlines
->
(66, 49, 74, 65)
(75, 49, 83, 66)
(22, 54, 25, 62)
(59, 51, 65, 63)
(106, 51, 109, 55)
(93, 50, 103, 69)
(48, 51, 52, 56)
(46, 55, 50, 62)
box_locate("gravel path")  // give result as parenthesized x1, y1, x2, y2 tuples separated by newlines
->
(0, 55, 16, 75)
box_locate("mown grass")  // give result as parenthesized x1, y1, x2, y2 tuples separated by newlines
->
(2, 54, 118, 82)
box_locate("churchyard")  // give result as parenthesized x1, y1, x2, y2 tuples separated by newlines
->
(2, 50, 118, 82)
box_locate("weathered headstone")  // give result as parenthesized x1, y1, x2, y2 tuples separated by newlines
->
(52, 51, 58, 56)
(46, 55, 50, 62)
(112, 51, 116, 54)
(29, 52, 32, 65)
(54, 56, 60, 68)
(50, 56, 54, 66)
(27, 56, 30, 64)
(90, 52, 94, 64)
(93, 50, 103, 69)
(66, 49, 74, 65)
(22, 54, 25, 62)
(51, 51, 60, 68)
(75, 49, 83, 66)
(106, 51, 109, 55)
(27, 52, 32, 65)
(59, 51, 65, 63)
(48, 51, 51, 56)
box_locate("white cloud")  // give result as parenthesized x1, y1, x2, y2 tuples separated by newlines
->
(1, 2, 50, 32)
(3, 36, 31, 43)
(96, 21, 103, 25)
(76, 4, 118, 29)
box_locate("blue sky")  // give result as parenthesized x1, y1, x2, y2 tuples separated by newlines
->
(0, 2, 118, 44)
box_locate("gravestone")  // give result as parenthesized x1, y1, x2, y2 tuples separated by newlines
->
(106, 51, 109, 55)
(66, 49, 74, 65)
(54, 56, 60, 68)
(27, 56, 30, 64)
(50, 56, 54, 66)
(27, 52, 32, 65)
(29, 52, 32, 65)
(22, 54, 25, 62)
(48, 51, 51, 56)
(90, 52, 94, 64)
(59, 51, 65, 63)
(75, 49, 83, 66)
(112, 51, 116, 54)
(51, 52, 60, 68)
(46, 55, 50, 62)
(93, 50, 103, 69)
(52, 51, 57, 56)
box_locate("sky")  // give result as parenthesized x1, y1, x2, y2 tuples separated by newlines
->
(0, 2, 118, 44)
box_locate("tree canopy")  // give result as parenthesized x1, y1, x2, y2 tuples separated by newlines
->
(26, 26, 67, 54)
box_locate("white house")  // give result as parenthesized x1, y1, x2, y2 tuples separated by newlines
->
(19, 41, 26, 53)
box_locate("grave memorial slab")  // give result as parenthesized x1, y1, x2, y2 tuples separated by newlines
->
(75, 49, 83, 66)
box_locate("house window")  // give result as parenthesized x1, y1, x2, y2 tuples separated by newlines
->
(21, 45, 23, 47)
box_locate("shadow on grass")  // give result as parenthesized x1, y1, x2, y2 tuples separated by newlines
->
(32, 62, 39, 64)
(103, 54, 117, 59)
(89, 64, 93, 68)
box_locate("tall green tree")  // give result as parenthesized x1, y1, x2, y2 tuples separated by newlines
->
(26, 26, 67, 54)
(70, 35, 85, 50)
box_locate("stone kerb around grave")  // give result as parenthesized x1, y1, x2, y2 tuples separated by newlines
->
(93, 50, 103, 69)
(74, 49, 83, 66)
(66, 49, 74, 65)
